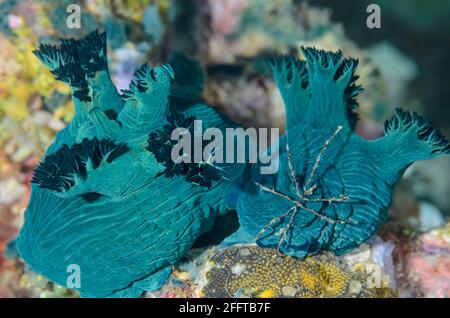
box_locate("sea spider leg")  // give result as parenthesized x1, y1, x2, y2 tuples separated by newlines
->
(285, 131, 301, 198)
(255, 125, 355, 250)
(303, 125, 343, 194)
(255, 182, 297, 203)
(255, 205, 297, 241)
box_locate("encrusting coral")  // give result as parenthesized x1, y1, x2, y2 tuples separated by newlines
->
(202, 245, 397, 298)
(143, 244, 396, 298)
(203, 245, 352, 298)
(16, 30, 244, 298)
(225, 48, 450, 258)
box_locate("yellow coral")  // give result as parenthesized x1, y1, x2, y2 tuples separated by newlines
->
(0, 23, 72, 152)
(259, 289, 275, 298)
(317, 262, 349, 297)
(0, 26, 72, 120)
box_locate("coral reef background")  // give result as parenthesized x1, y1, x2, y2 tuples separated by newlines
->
(0, 0, 449, 298)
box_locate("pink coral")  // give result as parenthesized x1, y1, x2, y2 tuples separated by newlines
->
(209, 0, 249, 35)
(407, 255, 450, 298)
(207, 0, 250, 62)
(7, 15, 23, 29)
(406, 224, 450, 297)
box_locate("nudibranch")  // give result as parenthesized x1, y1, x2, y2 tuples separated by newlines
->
(16, 31, 244, 297)
(226, 48, 450, 258)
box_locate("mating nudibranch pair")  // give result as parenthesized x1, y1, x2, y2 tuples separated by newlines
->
(16, 31, 450, 297)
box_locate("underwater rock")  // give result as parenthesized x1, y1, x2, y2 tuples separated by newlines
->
(16, 31, 244, 298)
(405, 157, 450, 215)
(110, 44, 149, 91)
(19, 269, 78, 298)
(0, 176, 26, 205)
(390, 186, 445, 231)
(343, 237, 396, 289)
(417, 202, 445, 232)
(206, 75, 285, 129)
(227, 48, 450, 258)
(0, 257, 27, 298)
(368, 42, 418, 112)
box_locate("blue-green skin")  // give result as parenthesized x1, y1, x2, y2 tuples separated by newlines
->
(16, 32, 243, 297)
(227, 49, 450, 258)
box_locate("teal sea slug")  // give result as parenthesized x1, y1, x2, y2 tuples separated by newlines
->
(226, 48, 450, 258)
(16, 31, 244, 297)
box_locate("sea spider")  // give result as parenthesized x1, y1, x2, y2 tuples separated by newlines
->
(255, 125, 358, 250)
